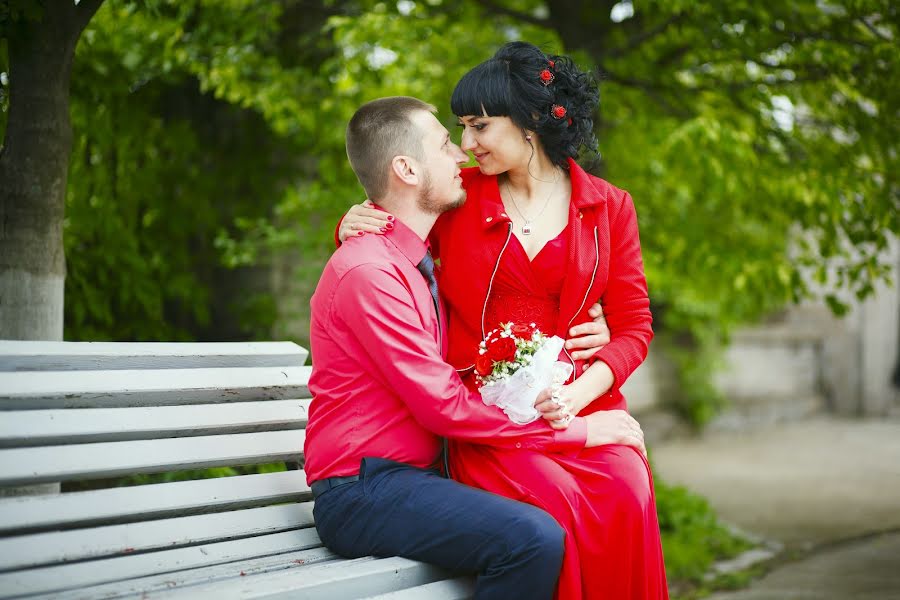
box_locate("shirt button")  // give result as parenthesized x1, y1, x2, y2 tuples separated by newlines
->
(578, 211, 584, 219)
(515, 442, 522, 448)
(486, 216, 493, 222)
(500, 212, 507, 218)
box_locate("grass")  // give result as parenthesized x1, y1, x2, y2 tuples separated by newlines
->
(655, 477, 758, 599)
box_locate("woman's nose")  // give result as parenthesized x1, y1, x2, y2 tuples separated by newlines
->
(460, 128, 476, 151)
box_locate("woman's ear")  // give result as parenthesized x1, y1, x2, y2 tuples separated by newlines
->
(390, 155, 419, 186)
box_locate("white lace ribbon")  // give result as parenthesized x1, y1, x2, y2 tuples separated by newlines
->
(478, 336, 574, 424)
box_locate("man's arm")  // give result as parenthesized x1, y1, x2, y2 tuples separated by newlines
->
(330, 263, 586, 452)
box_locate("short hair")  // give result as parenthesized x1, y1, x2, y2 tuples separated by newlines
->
(346, 96, 437, 200)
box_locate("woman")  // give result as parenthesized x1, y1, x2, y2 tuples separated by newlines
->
(339, 42, 667, 600)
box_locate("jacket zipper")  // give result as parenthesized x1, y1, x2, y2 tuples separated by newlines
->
(562, 226, 600, 381)
(456, 222, 514, 375)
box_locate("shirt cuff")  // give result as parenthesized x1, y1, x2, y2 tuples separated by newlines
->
(550, 416, 587, 453)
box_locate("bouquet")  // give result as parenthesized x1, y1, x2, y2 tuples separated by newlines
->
(475, 322, 573, 424)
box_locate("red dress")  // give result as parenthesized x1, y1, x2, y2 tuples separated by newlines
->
(448, 229, 669, 600)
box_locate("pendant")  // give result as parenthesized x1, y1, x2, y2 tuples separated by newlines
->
(522, 223, 533, 235)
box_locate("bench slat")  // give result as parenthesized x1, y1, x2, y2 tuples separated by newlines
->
(0, 430, 305, 486)
(365, 577, 475, 599)
(0, 470, 310, 534)
(0, 366, 311, 409)
(0, 502, 315, 571)
(41, 546, 340, 600)
(0, 530, 328, 598)
(0, 399, 310, 447)
(39, 548, 340, 600)
(0, 341, 308, 371)
(162, 556, 452, 600)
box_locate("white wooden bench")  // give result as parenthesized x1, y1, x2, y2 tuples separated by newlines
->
(0, 341, 473, 599)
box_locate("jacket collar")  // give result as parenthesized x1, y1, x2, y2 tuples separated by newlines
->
(473, 157, 608, 230)
(567, 158, 609, 209)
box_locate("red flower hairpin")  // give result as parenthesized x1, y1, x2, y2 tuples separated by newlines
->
(551, 104, 567, 119)
(548, 59, 555, 68)
(539, 69, 555, 86)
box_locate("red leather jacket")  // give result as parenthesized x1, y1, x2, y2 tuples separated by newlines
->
(432, 158, 653, 412)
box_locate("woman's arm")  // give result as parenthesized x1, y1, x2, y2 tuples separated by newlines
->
(587, 191, 653, 386)
(539, 191, 652, 419)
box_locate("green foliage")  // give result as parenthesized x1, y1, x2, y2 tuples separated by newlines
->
(656, 478, 754, 596)
(60, 0, 305, 340)
(7, 0, 894, 394)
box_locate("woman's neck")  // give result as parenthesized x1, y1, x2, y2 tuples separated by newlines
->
(502, 156, 565, 206)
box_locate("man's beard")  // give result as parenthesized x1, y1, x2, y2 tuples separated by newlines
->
(416, 170, 466, 215)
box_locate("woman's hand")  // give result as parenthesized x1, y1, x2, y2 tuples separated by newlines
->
(534, 384, 593, 427)
(338, 200, 394, 242)
(565, 303, 610, 364)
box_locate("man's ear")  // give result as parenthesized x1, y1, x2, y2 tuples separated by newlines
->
(390, 155, 419, 186)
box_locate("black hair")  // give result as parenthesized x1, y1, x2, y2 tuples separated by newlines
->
(450, 41, 599, 169)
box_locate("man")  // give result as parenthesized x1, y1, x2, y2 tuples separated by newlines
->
(305, 96, 641, 599)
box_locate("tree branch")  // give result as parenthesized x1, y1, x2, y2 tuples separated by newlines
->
(477, 0, 549, 28)
(74, 0, 106, 34)
(599, 67, 691, 119)
(607, 12, 685, 59)
(856, 16, 892, 41)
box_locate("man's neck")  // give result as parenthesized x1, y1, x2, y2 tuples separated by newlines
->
(375, 196, 438, 242)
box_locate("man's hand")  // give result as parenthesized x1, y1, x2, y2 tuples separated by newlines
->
(338, 200, 394, 242)
(564, 303, 610, 364)
(583, 410, 646, 457)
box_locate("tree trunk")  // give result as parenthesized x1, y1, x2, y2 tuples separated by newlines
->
(0, 0, 104, 341)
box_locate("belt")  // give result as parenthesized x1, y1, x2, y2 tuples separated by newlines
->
(310, 475, 360, 499)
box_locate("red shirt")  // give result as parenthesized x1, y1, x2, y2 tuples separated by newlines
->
(304, 217, 587, 485)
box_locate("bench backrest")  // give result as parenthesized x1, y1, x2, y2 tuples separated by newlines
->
(0, 341, 316, 598)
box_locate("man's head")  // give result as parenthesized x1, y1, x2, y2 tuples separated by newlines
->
(346, 96, 467, 215)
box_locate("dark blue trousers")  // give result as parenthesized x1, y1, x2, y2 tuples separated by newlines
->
(313, 457, 564, 600)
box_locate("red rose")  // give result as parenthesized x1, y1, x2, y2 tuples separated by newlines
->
(539, 69, 554, 85)
(551, 104, 567, 119)
(486, 336, 517, 362)
(475, 355, 494, 376)
(511, 323, 534, 339)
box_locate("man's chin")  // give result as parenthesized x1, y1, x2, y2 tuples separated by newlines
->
(450, 189, 467, 209)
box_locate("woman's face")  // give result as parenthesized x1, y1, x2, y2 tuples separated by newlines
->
(457, 115, 532, 176)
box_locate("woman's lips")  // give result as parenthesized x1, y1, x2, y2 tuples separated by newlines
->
(474, 152, 488, 161)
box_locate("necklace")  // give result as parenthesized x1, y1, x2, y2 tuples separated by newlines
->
(504, 170, 560, 235)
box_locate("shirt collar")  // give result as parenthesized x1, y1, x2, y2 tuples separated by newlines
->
(378, 208, 430, 267)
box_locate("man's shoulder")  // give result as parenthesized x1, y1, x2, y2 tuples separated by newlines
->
(329, 234, 395, 277)
(313, 236, 398, 313)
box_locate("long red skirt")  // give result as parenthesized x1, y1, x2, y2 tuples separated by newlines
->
(449, 441, 669, 599)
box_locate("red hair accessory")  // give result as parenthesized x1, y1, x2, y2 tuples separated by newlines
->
(567, 117, 573, 126)
(539, 69, 555, 86)
(551, 104, 567, 119)
(548, 59, 555, 68)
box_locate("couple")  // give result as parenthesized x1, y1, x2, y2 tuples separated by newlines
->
(305, 42, 668, 600)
